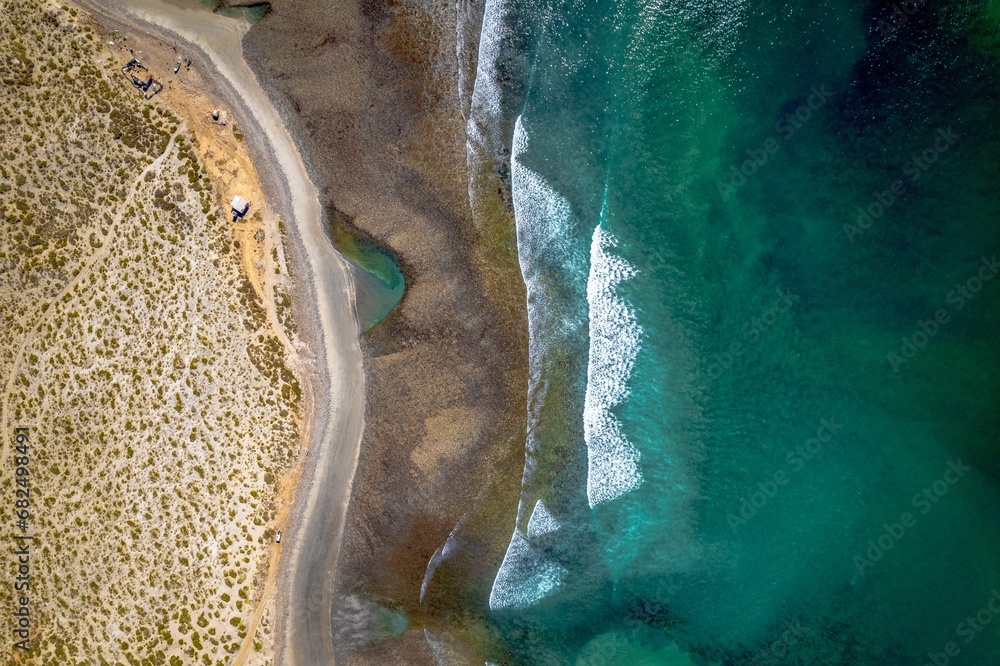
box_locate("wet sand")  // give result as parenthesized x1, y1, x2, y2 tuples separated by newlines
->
(78, 1, 366, 664)
(242, 1, 529, 663)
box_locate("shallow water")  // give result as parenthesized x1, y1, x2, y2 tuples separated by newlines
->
(323, 209, 405, 330)
(445, 0, 1000, 663)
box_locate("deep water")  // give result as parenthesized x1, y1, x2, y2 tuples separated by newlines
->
(440, 0, 1000, 664)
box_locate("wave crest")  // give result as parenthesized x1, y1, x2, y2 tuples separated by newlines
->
(584, 226, 643, 507)
(526, 499, 560, 538)
(488, 530, 568, 611)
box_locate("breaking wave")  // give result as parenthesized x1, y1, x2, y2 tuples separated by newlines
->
(526, 500, 560, 538)
(420, 517, 466, 604)
(511, 115, 588, 430)
(488, 530, 568, 611)
(584, 226, 643, 507)
(488, 116, 581, 613)
(465, 0, 509, 219)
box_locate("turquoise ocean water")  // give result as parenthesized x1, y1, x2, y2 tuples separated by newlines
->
(448, 1, 1000, 664)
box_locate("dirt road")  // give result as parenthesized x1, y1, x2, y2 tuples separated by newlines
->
(76, 1, 366, 664)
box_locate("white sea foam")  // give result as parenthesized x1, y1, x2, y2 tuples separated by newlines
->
(511, 117, 585, 280)
(488, 116, 586, 613)
(455, 0, 486, 121)
(526, 499, 560, 538)
(423, 628, 447, 666)
(488, 530, 568, 611)
(512, 116, 577, 272)
(420, 517, 465, 603)
(465, 0, 508, 218)
(470, 0, 506, 119)
(511, 116, 587, 380)
(584, 226, 643, 507)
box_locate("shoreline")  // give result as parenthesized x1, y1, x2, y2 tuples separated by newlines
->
(76, 1, 365, 664)
(239, 2, 531, 663)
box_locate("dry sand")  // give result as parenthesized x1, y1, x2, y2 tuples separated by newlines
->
(77, 1, 366, 664)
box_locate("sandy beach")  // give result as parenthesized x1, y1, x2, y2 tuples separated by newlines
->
(240, 2, 530, 664)
(76, 1, 365, 664)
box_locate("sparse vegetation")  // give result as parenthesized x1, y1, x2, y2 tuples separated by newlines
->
(0, 2, 300, 663)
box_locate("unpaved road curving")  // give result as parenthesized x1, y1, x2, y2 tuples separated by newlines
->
(76, 1, 365, 664)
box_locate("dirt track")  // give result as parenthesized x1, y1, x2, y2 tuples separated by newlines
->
(77, 1, 367, 664)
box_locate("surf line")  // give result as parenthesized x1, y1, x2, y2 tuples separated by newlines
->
(583, 180, 643, 508)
